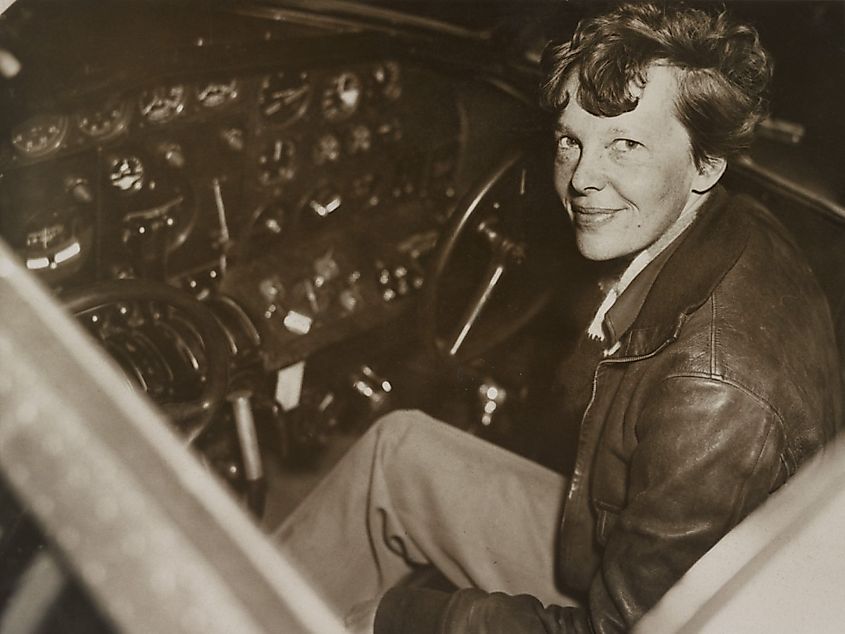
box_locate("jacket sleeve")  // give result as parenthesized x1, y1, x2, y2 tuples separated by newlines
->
(373, 376, 785, 634)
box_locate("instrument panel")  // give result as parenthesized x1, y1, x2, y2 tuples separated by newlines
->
(2, 61, 405, 163)
(0, 58, 463, 367)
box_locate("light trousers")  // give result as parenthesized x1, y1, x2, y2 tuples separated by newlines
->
(273, 410, 577, 616)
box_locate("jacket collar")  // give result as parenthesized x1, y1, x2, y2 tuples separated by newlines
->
(617, 185, 750, 358)
(602, 225, 684, 346)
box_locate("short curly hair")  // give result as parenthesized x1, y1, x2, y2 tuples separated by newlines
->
(540, 2, 772, 168)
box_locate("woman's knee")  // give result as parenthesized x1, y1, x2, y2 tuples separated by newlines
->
(367, 409, 446, 464)
(368, 409, 428, 439)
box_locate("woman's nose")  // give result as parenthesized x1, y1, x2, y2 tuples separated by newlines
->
(569, 147, 606, 193)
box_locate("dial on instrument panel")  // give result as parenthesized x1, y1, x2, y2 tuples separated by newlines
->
(372, 61, 401, 100)
(22, 206, 92, 277)
(25, 209, 82, 253)
(109, 155, 145, 193)
(346, 124, 372, 154)
(312, 134, 341, 165)
(26, 221, 67, 252)
(321, 71, 363, 121)
(259, 70, 311, 126)
(196, 79, 239, 108)
(138, 85, 187, 124)
(77, 97, 131, 139)
(11, 115, 69, 158)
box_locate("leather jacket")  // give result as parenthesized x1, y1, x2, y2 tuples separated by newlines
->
(375, 188, 842, 633)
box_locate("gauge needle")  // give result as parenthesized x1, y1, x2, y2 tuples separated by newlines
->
(285, 86, 309, 103)
(277, 85, 309, 104)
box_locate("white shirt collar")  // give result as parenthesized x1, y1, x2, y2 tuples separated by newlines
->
(586, 193, 710, 354)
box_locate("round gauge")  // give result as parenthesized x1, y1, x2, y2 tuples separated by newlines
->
(322, 72, 363, 121)
(259, 70, 311, 127)
(77, 97, 131, 140)
(373, 61, 401, 100)
(11, 114, 69, 158)
(196, 79, 239, 108)
(21, 207, 92, 277)
(347, 124, 372, 154)
(25, 219, 70, 253)
(138, 85, 187, 124)
(109, 155, 145, 193)
(258, 138, 296, 185)
(313, 134, 341, 165)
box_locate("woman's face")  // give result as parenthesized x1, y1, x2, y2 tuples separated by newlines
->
(553, 65, 719, 261)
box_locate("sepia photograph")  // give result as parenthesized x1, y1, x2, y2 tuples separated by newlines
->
(0, 1, 843, 632)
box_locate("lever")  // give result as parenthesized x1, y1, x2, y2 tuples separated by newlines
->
(228, 390, 266, 518)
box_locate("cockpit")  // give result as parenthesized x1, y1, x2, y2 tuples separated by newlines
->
(1, 1, 844, 632)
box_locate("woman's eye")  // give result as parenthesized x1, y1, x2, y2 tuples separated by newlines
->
(556, 135, 579, 151)
(612, 139, 642, 152)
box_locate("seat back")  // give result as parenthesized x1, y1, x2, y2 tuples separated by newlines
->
(724, 159, 845, 396)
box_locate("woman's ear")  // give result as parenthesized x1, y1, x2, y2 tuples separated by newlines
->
(692, 156, 727, 193)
